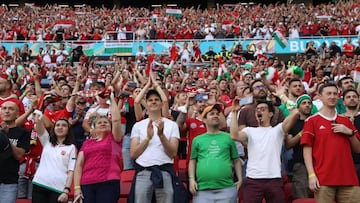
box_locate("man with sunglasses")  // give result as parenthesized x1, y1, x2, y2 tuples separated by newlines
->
(230, 100, 299, 202)
(237, 79, 284, 130)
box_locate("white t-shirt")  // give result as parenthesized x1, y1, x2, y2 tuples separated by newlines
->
(33, 131, 76, 193)
(242, 124, 284, 179)
(131, 118, 180, 167)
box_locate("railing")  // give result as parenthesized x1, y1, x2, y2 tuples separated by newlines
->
(0, 35, 359, 56)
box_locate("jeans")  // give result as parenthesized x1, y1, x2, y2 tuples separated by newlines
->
(122, 134, 134, 170)
(134, 170, 173, 203)
(193, 186, 237, 203)
(0, 183, 18, 203)
(18, 162, 38, 199)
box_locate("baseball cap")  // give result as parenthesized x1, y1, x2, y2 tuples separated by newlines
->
(194, 94, 208, 101)
(0, 131, 12, 160)
(201, 104, 222, 118)
(146, 89, 162, 101)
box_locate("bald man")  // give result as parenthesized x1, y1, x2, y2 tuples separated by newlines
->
(0, 101, 30, 203)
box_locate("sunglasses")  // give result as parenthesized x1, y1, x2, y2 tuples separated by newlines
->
(253, 85, 266, 90)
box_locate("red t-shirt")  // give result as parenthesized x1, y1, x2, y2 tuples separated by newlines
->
(185, 117, 207, 161)
(343, 43, 354, 58)
(301, 114, 359, 186)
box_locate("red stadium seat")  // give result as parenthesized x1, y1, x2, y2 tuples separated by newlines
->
(16, 199, 31, 203)
(121, 170, 135, 182)
(292, 198, 316, 203)
(120, 181, 132, 198)
(284, 182, 292, 203)
(118, 198, 127, 203)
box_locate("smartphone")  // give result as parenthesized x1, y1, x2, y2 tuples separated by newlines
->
(239, 96, 253, 106)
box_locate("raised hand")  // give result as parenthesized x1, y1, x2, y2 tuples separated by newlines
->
(147, 120, 154, 140)
(154, 118, 164, 137)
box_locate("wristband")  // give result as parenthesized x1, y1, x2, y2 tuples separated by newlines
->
(308, 173, 316, 178)
(145, 136, 151, 142)
(64, 187, 71, 193)
(155, 85, 161, 90)
(189, 176, 195, 179)
(74, 185, 81, 190)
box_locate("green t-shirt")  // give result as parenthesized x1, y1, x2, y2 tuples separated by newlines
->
(190, 131, 239, 190)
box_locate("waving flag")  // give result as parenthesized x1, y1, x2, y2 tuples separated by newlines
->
(273, 31, 288, 49)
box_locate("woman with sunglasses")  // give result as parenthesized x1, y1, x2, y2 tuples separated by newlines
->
(74, 88, 123, 203)
(32, 115, 76, 203)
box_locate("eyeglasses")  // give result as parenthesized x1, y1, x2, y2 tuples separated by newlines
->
(253, 85, 266, 90)
(256, 106, 268, 112)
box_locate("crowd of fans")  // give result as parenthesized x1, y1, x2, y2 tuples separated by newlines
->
(1, 2, 360, 203)
(1, 1, 360, 41)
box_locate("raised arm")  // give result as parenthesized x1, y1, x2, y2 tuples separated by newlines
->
(282, 109, 300, 134)
(230, 99, 248, 146)
(16, 95, 38, 127)
(134, 79, 151, 121)
(110, 89, 122, 142)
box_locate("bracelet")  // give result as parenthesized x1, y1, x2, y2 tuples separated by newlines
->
(189, 176, 195, 179)
(279, 94, 286, 99)
(145, 136, 151, 142)
(155, 85, 161, 90)
(308, 173, 316, 178)
(74, 185, 81, 190)
(64, 187, 71, 193)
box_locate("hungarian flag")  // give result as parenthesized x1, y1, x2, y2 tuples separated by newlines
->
(53, 20, 75, 31)
(166, 8, 182, 18)
(146, 53, 156, 76)
(273, 31, 288, 49)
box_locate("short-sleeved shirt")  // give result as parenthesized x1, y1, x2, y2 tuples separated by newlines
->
(0, 126, 30, 183)
(301, 113, 359, 186)
(131, 118, 180, 167)
(190, 131, 239, 190)
(33, 130, 76, 193)
(185, 117, 207, 161)
(242, 124, 284, 179)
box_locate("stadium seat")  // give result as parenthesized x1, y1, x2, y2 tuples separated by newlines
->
(16, 199, 31, 203)
(121, 170, 135, 182)
(120, 181, 132, 198)
(292, 198, 316, 203)
(118, 198, 127, 203)
(284, 182, 292, 203)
